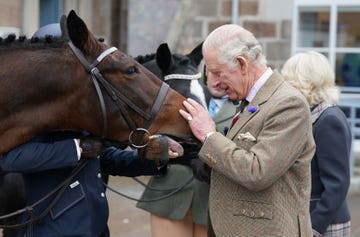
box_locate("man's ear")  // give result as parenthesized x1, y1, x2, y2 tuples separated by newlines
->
(236, 56, 247, 75)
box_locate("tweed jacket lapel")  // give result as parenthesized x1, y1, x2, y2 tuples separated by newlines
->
(226, 70, 284, 140)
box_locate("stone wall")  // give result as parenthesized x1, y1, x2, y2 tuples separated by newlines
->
(0, 0, 21, 28)
(172, 0, 294, 70)
(0, 0, 294, 70)
(0, 0, 22, 37)
(127, 0, 294, 68)
(127, 0, 181, 56)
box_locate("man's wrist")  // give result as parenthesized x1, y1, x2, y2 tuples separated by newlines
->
(203, 132, 215, 143)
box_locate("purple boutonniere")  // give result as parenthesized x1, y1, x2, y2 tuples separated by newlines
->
(248, 106, 258, 113)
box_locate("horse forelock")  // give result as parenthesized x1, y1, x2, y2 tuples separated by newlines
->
(134, 53, 156, 64)
(137, 51, 199, 77)
(170, 54, 199, 73)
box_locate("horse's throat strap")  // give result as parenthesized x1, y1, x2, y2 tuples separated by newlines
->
(68, 42, 92, 71)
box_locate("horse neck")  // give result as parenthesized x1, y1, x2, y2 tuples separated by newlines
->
(0, 46, 105, 144)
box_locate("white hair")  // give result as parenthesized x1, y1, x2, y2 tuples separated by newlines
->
(203, 24, 267, 68)
(281, 51, 339, 106)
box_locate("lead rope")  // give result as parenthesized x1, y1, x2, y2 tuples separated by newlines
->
(103, 175, 194, 202)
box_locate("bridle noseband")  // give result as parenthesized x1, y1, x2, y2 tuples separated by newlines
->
(68, 42, 169, 148)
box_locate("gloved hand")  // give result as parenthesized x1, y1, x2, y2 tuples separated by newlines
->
(189, 158, 211, 184)
(138, 135, 170, 165)
(79, 137, 106, 159)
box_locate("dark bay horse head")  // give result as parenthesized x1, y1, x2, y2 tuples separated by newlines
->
(0, 10, 193, 155)
(135, 42, 210, 108)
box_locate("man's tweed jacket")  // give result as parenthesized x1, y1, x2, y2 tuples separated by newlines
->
(199, 71, 315, 237)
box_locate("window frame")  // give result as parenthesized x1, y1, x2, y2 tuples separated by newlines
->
(292, 0, 360, 92)
(39, 0, 63, 27)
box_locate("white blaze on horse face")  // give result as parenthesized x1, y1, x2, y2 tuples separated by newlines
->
(190, 80, 207, 108)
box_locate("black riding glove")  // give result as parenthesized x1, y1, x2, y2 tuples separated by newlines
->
(138, 135, 169, 165)
(79, 137, 106, 159)
(189, 158, 211, 184)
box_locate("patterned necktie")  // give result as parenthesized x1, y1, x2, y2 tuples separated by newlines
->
(231, 100, 249, 127)
(208, 99, 217, 118)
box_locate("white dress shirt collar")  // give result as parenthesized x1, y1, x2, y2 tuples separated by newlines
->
(246, 67, 273, 103)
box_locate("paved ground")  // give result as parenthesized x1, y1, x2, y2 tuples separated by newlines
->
(1, 176, 359, 237)
(107, 176, 360, 237)
(107, 176, 152, 237)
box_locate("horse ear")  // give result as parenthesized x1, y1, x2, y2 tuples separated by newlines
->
(60, 14, 69, 39)
(156, 43, 172, 72)
(66, 10, 90, 51)
(188, 42, 203, 66)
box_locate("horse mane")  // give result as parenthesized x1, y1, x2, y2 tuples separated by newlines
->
(0, 34, 68, 50)
(134, 53, 156, 64)
(0, 34, 104, 50)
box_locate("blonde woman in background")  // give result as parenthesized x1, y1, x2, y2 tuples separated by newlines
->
(282, 51, 352, 237)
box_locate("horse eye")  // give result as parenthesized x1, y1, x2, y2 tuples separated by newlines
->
(126, 66, 139, 75)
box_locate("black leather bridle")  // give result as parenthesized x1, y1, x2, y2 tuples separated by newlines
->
(68, 42, 170, 148)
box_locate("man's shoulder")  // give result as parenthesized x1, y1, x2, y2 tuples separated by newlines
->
(272, 74, 308, 104)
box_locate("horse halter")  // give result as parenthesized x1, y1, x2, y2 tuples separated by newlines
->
(68, 42, 169, 148)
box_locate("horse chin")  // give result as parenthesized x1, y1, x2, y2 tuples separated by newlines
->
(162, 134, 202, 155)
(164, 135, 184, 157)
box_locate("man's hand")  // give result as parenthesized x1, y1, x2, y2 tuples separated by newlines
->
(79, 137, 106, 159)
(179, 98, 216, 143)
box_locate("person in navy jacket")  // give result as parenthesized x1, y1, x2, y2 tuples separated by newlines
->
(282, 51, 352, 237)
(0, 131, 173, 237)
